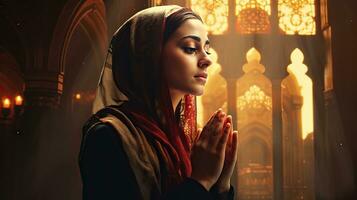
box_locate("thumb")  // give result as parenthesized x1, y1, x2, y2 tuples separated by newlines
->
(194, 128, 203, 143)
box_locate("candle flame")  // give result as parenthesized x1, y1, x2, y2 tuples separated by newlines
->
(15, 95, 23, 106)
(3, 98, 11, 108)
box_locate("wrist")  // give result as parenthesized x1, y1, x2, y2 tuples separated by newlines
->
(198, 180, 212, 191)
(210, 184, 234, 200)
(215, 182, 231, 193)
(190, 177, 213, 191)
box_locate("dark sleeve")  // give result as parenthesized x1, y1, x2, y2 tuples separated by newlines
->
(163, 178, 213, 199)
(79, 123, 233, 200)
(79, 123, 141, 200)
(210, 185, 235, 200)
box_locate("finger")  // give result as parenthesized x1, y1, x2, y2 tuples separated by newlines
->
(200, 109, 222, 141)
(197, 128, 202, 136)
(194, 128, 202, 143)
(223, 116, 233, 145)
(231, 131, 238, 161)
(216, 111, 226, 134)
(207, 108, 222, 125)
(216, 121, 230, 151)
(201, 110, 226, 146)
(224, 115, 232, 126)
(224, 130, 238, 164)
(210, 109, 224, 130)
(225, 116, 233, 142)
(208, 111, 226, 146)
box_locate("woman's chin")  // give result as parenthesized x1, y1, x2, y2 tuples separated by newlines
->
(190, 87, 205, 96)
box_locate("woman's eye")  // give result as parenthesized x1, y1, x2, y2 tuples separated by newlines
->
(183, 47, 197, 54)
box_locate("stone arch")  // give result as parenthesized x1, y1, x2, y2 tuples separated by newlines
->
(239, 122, 272, 150)
(48, 0, 108, 74)
(46, 0, 108, 113)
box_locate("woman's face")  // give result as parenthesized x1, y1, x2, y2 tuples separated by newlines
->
(161, 19, 212, 97)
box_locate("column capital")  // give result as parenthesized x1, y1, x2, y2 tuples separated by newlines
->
(24, 72, 63, 108)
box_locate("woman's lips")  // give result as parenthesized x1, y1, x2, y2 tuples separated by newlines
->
(194, 72, 208, 79)
(194, 73, 208, 83)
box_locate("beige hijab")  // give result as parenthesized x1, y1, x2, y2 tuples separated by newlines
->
(92, 5, 182, 114)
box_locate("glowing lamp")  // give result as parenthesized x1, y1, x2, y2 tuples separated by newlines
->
(14, 95, 24, 116)
(2, 98, 11, 118)
(75, 93, 81, 100)
(3, 98, 11, 109)
(15, 95, 23, 106)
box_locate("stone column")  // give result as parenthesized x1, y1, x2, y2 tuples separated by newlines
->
(13, 71, 63, 200)
(272, 78, 284, 200)
(284, 95, 305, 199)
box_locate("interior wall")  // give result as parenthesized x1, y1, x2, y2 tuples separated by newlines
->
(0, 1, 148, 200)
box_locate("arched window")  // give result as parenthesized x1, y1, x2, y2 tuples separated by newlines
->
(281, 48, 314, 199)
(236, 0, 271, 34)
(236, 48, 273, 199)
(282, 48, 313, 139)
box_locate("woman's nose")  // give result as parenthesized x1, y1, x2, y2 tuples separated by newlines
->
(198, 53, 212, 69)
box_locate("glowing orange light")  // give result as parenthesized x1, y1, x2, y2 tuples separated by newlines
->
(15, 95, 23, 106)
(190, 0, 229, 35)
(3, 98, 11, 109)
(75, 93, 81, 100)
(278, 0, 316, 35)
(288, 48, 314, 139)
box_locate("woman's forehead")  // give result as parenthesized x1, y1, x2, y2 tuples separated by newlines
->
(171, 19, 208, 42)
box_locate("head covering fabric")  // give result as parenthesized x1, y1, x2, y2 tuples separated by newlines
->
(92, 5, 198, 189)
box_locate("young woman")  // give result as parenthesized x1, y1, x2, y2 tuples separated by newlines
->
(79, 5, 238, 200)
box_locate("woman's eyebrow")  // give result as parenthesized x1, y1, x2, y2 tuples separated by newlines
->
(180, 35, 210, 45)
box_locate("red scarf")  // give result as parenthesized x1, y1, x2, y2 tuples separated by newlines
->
(119, 102, 192, 182)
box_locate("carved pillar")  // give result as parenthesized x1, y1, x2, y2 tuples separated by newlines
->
(226, 77, 238, 195)
(227, 78, 238, 130)
(283, 95, 305, 199)
(11, 71, 64, 200)
(272, 78, 284, 200)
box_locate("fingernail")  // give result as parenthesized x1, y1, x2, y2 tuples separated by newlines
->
(226, 123, 231, 128)
(215, 109, 221, 115)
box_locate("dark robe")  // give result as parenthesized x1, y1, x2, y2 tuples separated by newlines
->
(79, 123, 234, 200)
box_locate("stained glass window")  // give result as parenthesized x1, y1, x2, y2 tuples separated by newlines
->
(278, 0, 316, 35)
(236, 0, 271, 34)
(237, 85, 272, 111)
(190, 0, 229, 35)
